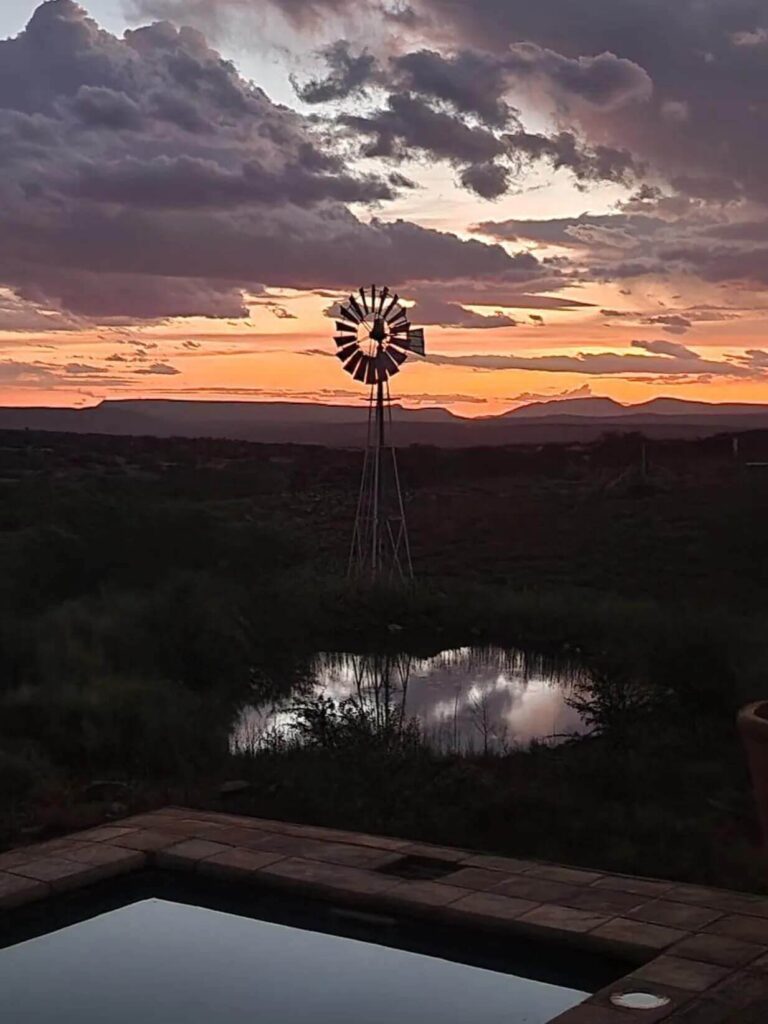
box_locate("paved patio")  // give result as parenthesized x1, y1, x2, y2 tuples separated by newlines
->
(2, 807, 768, 1022)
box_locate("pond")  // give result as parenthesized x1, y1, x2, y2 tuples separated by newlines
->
(234, 647, 590, 754)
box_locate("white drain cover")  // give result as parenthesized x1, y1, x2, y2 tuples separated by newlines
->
(610, 991, 672, 1011)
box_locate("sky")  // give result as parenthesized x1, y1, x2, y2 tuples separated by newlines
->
(3, 1, 768, 414)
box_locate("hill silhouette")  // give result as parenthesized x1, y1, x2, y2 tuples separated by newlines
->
(2, 396, 768, 446)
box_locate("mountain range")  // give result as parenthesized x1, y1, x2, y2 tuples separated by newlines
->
(2, 396, 768, 447)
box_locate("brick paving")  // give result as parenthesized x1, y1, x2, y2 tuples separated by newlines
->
(1, 806, 768, 1022)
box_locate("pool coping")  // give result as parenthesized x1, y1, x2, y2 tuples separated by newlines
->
(2, 808, 768, 1022)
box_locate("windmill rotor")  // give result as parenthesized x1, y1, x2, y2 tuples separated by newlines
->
(335, 285, 424, 387)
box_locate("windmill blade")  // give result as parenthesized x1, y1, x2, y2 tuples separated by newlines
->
(406, 328, 426, 357)
(382, 293, 399, 320)
(359, 287, 369, 315)
(344, 350, 365, 378)
(370, 285, 377, 312)
(387, 308, 408, 327)
(335, 321, 357, 335)
(339, 303, 361, 325)
(349, 294, 365, 322)
(353, 354, 371, 383)
(390, 321, 412, 336)
(377, 286, 390, 315)
(386, 345, 407, 365)
(377, 350, 400, 379)
(365, 359, 379, 385)
(336, 341, 359, 361)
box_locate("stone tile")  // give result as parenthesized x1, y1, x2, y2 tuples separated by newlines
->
(524, 864, 604, 886)
(666, 998, 742, 1023)
(24, 839, 92, 858)
(0, 872, 48, 909)
(112, 829, 181, 852)
(517, 903, 611, 935)
(591, 918, 688, 952)
(547, 1006, 634, 1023)
(291, 842, 400, 871)
(592, 875, 675, 899)
(669, 886, 768, 918)
(247, 834, 324, 858)
(491, 876, 580, 904)
(258, 857, 398, 896)
(73, 826, 139, 843)
(630, 901, 723, 931)
(55, 844, 145, 872)
(118, 813, 181, 829)
(716, 998, 768, 1023)
(706, 915, 768, 945)
(385, 881, 474, 908)
(402, 843, 468, 863)
(441, 867, 510, 891)
(708, 969, 768, 1008)
(0, 849, 34, 870)
(629, 956, 732, 993)
(670, 933, 767, 968)
(448, 891, 540, 924)
(153, 820, 229, 839)
(459, 854, 536, 873)
(564, 888, 648, 916)
(291, 827, 408, 852)
(197, 848, 286, 879)
(155, 839, 232, 869)
(211, 827, 271, 849)
(8, 858, 101, 892)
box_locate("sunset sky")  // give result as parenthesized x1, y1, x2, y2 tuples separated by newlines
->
(3, 0, 768, 414)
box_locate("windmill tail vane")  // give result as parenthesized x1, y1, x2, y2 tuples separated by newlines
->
(333, 285, 427, 583)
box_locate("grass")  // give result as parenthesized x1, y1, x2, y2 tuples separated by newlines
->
(0, 428, 766, 889)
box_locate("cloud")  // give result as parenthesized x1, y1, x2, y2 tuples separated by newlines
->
(341, 93, 507, 166)
(133, 362, 181, 375)
(427, 341, 768, 378)
(0, 2, 526, 324)
(407, 294, 517, 329)
(630, 338, 697, 358)
(509, 384, 593, 404)
(293, 41, 378, 103)
(298, 43, 644, 196)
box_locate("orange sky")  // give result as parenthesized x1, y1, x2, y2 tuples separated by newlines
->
(4, 2, 768, 415)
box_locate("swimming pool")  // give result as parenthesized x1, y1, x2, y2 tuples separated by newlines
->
(0, 872, 627, 1023)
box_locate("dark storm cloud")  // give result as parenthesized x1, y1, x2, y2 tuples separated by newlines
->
(293, 41, 379, 103)
(341, 93, 506, 165)
(139, 0, 768, 296)
(297, 42, 646, 196)
(409, 0, 768, 207)
(72, 153, 398, 207)
(0, 1, 532, 323)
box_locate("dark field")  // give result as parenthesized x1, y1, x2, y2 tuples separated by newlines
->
(1, 427, 767, 890)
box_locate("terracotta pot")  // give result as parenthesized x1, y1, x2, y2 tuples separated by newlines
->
(738, 702, 768, 847)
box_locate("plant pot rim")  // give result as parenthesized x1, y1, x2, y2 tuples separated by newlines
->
(738, 701, 768, 742)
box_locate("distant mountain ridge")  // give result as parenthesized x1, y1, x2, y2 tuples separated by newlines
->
(1, 396, 768, 447)
(505, 396, 768, 419)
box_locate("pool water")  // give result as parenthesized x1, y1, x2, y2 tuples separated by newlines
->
(0, 898, 589, 1023)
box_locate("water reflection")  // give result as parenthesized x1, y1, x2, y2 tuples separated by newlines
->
(235, 648, 589, 754)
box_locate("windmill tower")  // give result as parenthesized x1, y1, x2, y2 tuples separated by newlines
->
(334, 285, 426, 582)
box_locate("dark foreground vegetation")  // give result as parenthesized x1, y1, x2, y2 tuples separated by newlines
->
(1, 426, 768, 890)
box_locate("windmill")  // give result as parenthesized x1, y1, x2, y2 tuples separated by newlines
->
(334, 285, 426, 582)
